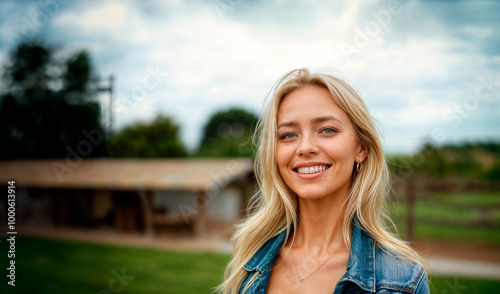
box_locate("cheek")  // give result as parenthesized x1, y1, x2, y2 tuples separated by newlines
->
(327, 140, 358, 165)
(276, 150, 295, 191)
(276, 144, 293, 171)
(276, 146, 285, 168)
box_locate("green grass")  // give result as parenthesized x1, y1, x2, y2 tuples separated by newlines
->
(429, 276, 500, 293)
(1, 236, 499, 293)
(429, 192, 500, 208)
(388, 191, 500, 245)
(0, 235, 230, 294)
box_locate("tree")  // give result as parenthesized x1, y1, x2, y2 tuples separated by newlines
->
(0, 41, 106, 159)
(108, 115, 187, 157)
(196, 108, 258, 157)
(388, 141, 500, 181)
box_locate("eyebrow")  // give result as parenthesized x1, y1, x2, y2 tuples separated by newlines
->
(277, 115, 343, 129)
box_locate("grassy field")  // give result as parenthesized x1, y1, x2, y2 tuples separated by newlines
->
(388, 191, 500, 245)
(0, 236, 229, 294)
(1, 236, 499, 294)
(429, 276, 500, 293)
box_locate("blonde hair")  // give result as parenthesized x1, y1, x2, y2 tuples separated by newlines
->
(217, 68, 424, 294)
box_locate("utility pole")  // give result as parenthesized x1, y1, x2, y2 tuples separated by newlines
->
(96, 75, 114, 138)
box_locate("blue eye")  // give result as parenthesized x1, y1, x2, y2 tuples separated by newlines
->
(321, 128, 337, 134)
(280, 133, 296, 140)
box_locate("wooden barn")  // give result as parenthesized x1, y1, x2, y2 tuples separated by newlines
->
(0, 158, 255, 238)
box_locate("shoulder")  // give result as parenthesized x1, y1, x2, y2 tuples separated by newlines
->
(337, 223, 430, 294)
(240, 229, 289, 293)
(243, 228, 287, 273)
(374, 245, 429, 294)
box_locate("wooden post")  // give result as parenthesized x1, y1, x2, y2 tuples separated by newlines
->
(407, 178, 416, 242)
(140, 190, 154, 237)
(51, 190, 67, 227)
(194, 190, 208, 238)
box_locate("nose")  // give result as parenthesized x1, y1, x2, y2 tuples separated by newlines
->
(296, 134, 319, 156)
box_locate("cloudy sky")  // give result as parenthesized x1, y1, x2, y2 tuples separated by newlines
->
(0, 0, 499, 154)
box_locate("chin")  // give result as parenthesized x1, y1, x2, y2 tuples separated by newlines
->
(294, 188, 330, 200)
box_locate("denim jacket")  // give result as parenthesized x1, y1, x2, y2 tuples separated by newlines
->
(240, 222, 430, 293)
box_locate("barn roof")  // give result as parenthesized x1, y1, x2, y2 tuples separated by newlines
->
(0, 158, 254, 191)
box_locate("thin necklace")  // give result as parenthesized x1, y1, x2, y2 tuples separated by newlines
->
(290, 244, 343, 283)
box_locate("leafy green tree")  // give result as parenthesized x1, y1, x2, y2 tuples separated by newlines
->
(484, 163, 500, 181)
(196, 108, 258, 157)
(0, 41, 106, 159)
(389, 141, 500, 181)
(108, 115, 187, 157)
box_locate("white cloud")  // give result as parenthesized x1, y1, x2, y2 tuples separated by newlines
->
(1, 0, 498, 154)
(55, 3, 127, 33)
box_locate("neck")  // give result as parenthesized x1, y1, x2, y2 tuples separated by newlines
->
(292, 192, 348, 256)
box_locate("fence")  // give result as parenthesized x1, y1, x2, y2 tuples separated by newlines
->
(390, 175, 500, 242)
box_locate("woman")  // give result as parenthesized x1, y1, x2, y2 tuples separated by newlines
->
(217, 69, 429, 294)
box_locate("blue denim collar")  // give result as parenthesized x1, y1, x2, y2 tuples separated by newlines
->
(341, 221, 376, 292)
(243, 221, 376, 292)
(243, 226, 289, 274)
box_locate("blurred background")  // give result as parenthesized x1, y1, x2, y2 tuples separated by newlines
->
(0, 0, 499, 293)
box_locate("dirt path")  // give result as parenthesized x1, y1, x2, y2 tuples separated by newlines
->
(427, 257, 500, 280)
(413, 238, 500, 263)
(18, 226, 232, 253)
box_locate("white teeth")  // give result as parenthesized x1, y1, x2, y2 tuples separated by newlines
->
(296, 165, 329, 174)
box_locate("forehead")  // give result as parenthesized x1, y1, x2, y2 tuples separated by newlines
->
(277, 85, 350, 123)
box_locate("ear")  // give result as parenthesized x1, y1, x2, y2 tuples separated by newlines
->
(356, 142, 368, 163)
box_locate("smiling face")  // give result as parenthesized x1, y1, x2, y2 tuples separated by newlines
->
(276, 85, 367, 201)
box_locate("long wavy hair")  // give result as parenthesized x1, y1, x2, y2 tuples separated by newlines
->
(217, 68, 424, 294)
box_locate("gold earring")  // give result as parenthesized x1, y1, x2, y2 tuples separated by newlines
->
(356, 160, 363, 172)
